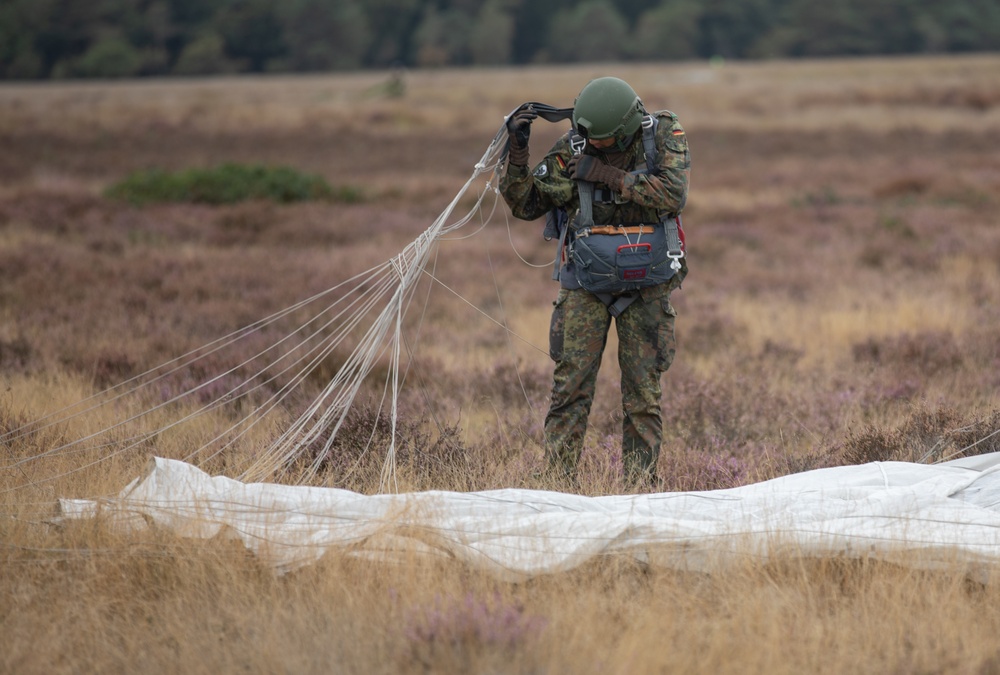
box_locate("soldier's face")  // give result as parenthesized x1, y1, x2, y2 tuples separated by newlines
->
(588, 137, 617, 149)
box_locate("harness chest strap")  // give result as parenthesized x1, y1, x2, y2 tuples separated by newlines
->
(577, 180, 684, 264)
(583, 225, 657, 236)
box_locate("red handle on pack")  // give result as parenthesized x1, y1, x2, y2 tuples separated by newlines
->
(617, 243, 652, 253)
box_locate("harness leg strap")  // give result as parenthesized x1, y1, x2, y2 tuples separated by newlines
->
(595, 292, 640, 318)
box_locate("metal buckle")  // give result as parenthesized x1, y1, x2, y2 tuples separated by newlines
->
(570, 136, 586, 155)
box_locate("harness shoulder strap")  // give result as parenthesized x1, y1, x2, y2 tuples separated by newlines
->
(576, 180, 595, 230)
(548, 133, 587, 281)
(637, 114, 659, 175)
(640, 113, 684, 268)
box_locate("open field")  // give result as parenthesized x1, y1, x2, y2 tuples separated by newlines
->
(3, 55, 1000, 672)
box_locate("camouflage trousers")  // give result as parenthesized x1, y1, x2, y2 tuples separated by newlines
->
(545, 283, 677, 480)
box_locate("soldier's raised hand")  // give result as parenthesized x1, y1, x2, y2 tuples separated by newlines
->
(505, 105, 537, 166)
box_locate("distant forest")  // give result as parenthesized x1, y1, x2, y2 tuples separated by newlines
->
(2, 0, 999, 79)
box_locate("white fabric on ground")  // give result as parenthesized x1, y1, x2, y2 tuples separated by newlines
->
(59, 454, 1000, 578)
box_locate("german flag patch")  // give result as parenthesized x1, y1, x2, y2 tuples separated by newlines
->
(672, 129, 685, 136)
(555, 155, 567, 170)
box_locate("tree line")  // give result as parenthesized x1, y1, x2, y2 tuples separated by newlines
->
(1, 0, 998, 79)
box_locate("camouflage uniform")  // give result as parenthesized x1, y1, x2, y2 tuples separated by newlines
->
(500, 110, 691, 481)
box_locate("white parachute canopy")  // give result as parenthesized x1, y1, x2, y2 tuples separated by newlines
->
(60, 452, 1000, 578)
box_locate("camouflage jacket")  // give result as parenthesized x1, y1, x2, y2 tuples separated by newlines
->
(500, 109, 690, 227)
(500, 110, 690, 290)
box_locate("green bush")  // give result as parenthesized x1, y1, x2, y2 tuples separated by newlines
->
(105, 163, 353, 205)
(73, 38, 143, 78)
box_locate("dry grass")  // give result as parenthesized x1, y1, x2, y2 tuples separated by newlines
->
(3, 54, 1000, 672)
(6, 536, 1000, 674)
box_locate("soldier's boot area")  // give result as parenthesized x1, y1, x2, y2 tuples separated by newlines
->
(622, 428, 661, 489)
(542, 424, 586, 478)
(620, 389, 663, 473)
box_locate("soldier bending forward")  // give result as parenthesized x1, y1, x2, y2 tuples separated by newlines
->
(500, 76, 691, 487)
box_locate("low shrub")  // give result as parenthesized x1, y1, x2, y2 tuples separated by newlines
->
(105, 163, 357, 205)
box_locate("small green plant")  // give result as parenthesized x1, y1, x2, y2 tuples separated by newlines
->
(105, 163, 355, 205)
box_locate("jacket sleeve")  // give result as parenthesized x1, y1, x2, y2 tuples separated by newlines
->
(618, 113, 690, 214)
(499, 137, 577, 221)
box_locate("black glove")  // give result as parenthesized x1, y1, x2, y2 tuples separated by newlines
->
(505, 106, 537, 166)
(567, 154, 626, 189)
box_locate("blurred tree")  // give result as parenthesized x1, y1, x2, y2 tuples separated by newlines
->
(469, 0, 516, 65)
(215, 0, 287, 72)
(630, 0, 701, 60)
(0, 1, 44, 78)
(614, 0, 661, 26)
(761, 0, 911, 56)
(165, 0, 226, 61)
(173, 32, 238, 74)
(414, 6, 473, 66)
(912, 11, 950, 53)
(695, 0, 779, 59)
(279, 0, 370, 71)
(24, 0, 100, 76)
(926, 0, 1000, 51)
(547, 0, 629, 63)
(69, 37, 144, 78)
(168, 0, 226, 27)
(2, 0, 1000, 79)
(447, 0, 490, 13)
(135, 2, 174, 74)
(133, 2, 173, 49)
(361, 0, 423, 66)
(510, 0, 570, 63)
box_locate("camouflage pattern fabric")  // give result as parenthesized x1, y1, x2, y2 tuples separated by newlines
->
(500, 108, 690, 484)
(500, 110, 690, 229)
(546, 284, 677, 480)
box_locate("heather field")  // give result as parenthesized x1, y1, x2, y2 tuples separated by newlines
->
(3, 55, 1000, 673)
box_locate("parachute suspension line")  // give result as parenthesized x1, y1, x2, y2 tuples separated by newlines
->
(483, 229, 546, 429)
(240, 270, 402, 483)
(0, 268, 402, 494)
(436, 182, 498, 242)
(387, 249, 413, 491)
(3, 261, 396, 473)
(503, 208, 551, 269)
(417, 267, 548, 358)
(383, 242, 461, 453)
(241, 127, 512, 488)
(379, 282, 404, 494)
(935, 425, 1000, 464)
(4, 121, 516, 493)
(0, 275, 360, 449)
(190, 269, 402, 469)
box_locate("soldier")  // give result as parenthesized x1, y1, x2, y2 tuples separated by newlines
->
(500, 76, 691, 487)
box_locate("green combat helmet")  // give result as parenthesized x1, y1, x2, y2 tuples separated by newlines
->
(572, 77, 644, 146)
